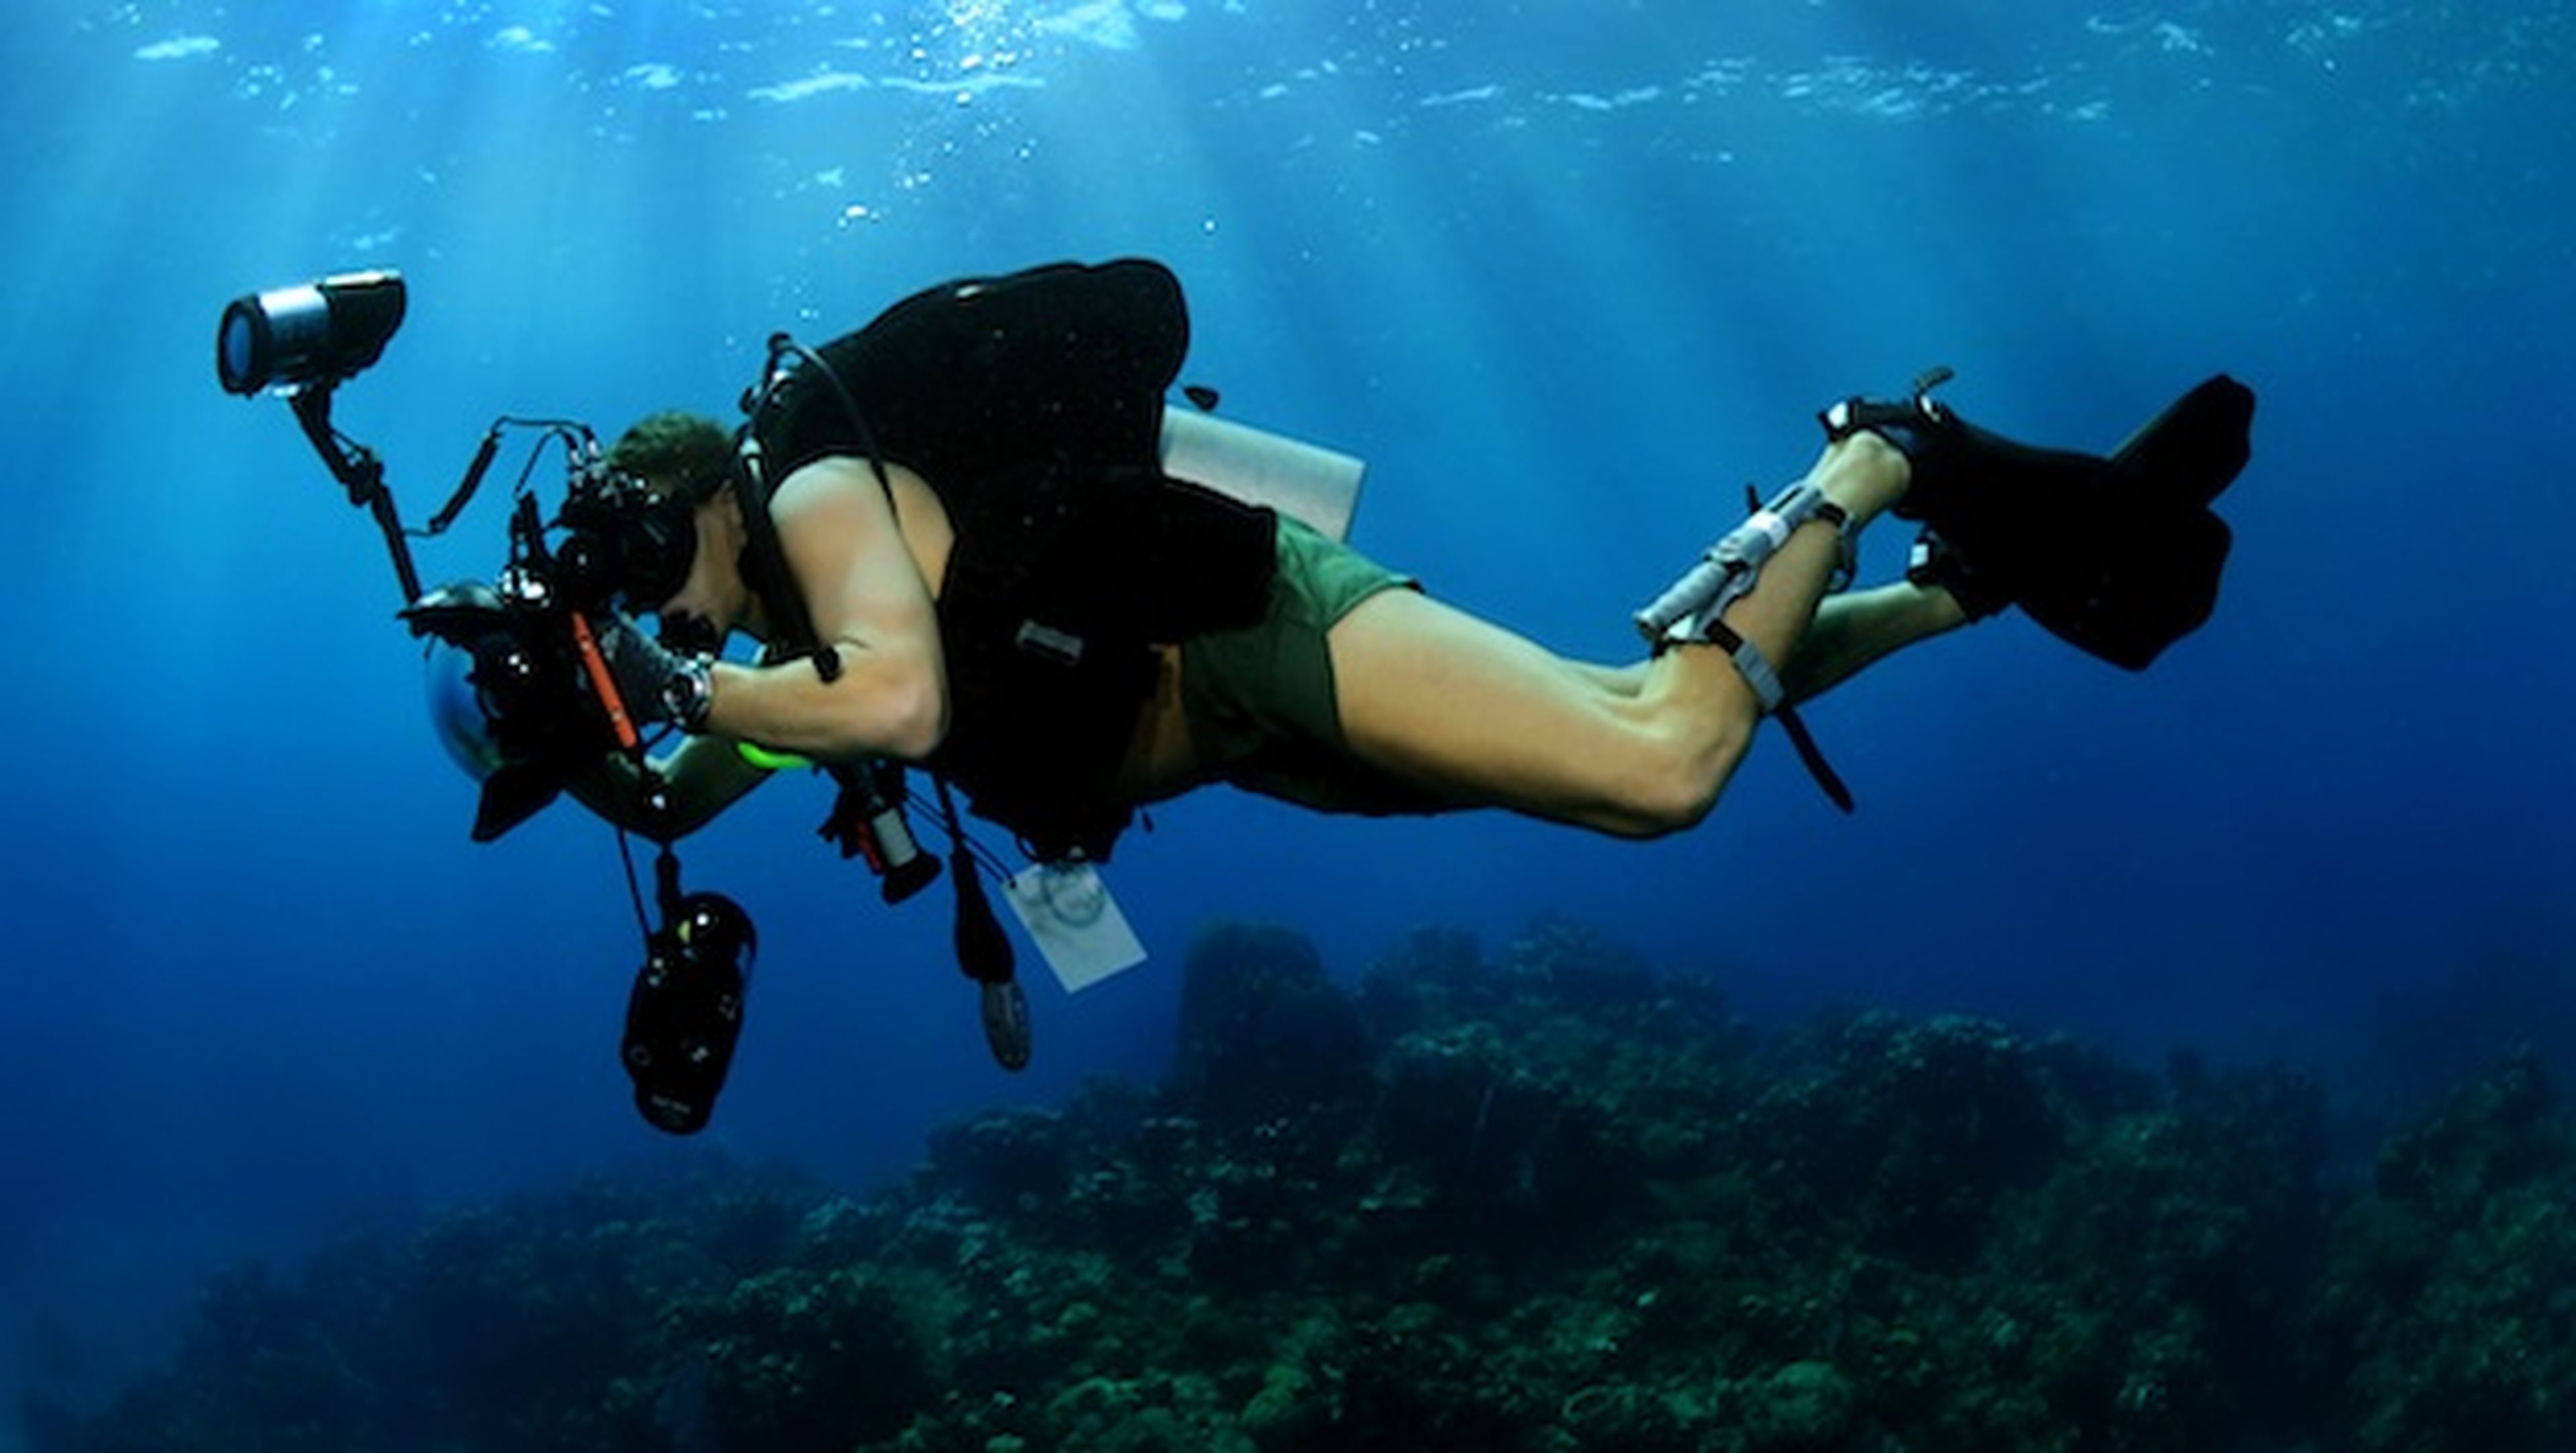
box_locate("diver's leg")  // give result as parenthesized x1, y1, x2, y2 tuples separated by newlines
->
(1780, 581, 1970, 703)
(1568, 660, 1648, 697)
(1566, 582, 1964, 705)
(1326, 433, 1909, 837)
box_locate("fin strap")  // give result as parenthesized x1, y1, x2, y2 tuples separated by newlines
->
(1817, 365, 1957, 446)
(1906, 527, 2010, 621)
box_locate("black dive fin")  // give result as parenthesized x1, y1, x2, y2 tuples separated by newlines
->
(2014, 480, 2234, 671)
(1846, 373, 2255, 671)
(2015, 375, 2255, 671)
(2109, 374, 2255, 508)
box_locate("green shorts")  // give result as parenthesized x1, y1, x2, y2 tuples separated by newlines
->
(1179, 517, 1448, 816)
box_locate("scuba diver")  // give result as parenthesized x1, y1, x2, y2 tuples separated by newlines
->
(563, 259, 2253, 856)
(215, 256, 2252, 1130)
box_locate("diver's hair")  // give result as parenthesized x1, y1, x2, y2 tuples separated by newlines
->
(607, 410, 735, 502)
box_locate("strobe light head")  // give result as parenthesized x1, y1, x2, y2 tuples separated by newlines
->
(217, 270, 407, 396)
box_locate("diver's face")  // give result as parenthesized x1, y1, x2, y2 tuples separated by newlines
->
(653, 491, 747, 653)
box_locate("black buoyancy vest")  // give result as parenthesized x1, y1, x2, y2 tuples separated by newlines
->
(753, 259, 1278, 860)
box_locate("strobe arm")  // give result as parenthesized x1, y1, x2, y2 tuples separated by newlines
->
(290, 384, 425, 606)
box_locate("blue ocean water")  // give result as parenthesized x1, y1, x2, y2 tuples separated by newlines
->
(0, 0, 2569, 1436)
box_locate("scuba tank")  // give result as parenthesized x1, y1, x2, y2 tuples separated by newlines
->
(1159, 407, 1365, 543)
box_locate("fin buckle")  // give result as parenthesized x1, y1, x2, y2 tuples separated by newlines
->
(1818, 363, 1958, 445)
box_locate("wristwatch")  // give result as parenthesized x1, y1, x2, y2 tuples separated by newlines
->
(661, 655, 715, 733)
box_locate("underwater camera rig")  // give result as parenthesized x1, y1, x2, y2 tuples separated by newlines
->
(216, 270, 987, 1136)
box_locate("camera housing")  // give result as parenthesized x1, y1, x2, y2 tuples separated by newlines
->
(405, 575, 610, 842)
(218, 268, 962, 1134)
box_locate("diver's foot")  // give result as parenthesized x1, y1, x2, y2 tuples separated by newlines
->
(1837, 372, 2256, 669)
(1821, 371, 2106, 539)
(1818, 368, 1960, 519)
(1812, 427, 1911, 524)
(1819, 370, 2127, 612)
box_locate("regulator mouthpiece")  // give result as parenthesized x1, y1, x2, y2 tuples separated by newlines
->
(217, 270, 408, 396)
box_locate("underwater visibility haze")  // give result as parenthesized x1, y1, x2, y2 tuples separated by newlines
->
(2, 1, 2573, 1448)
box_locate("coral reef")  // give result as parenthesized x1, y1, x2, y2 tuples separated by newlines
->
(2305, 1049, 2576, 1450)
(28, 921, 2576, 1451)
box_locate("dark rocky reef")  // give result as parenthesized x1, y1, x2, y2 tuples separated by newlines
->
(29, 920, 2575, 1451)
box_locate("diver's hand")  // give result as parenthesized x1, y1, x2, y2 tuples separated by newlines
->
(597, 612, 713, 732)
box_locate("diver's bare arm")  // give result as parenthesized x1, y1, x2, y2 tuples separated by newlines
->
(702, 458, 949, 763)
(564, 735, 772, 841)
(1780, 583, 1969, 704)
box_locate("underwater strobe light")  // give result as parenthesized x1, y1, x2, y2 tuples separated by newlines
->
(216, 270, 408, 395)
